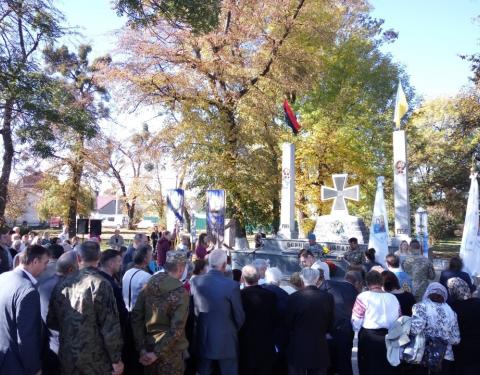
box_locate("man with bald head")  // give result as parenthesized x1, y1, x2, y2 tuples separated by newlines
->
(239, 264, 277, 375)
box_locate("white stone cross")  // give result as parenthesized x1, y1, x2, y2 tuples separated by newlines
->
(321, 174, 359, 215)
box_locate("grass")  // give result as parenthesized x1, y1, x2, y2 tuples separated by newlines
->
(430, 237, 461, 259)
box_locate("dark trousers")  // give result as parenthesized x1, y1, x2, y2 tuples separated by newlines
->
(358, 328, 395, 375)
(240, 361, 273, 375)
(288, 365, 327, 375)
(198, 358, 238, 375)
(455, 362, 480, 375)
(42, 347, 61, 375)
(412, 360, 455, 375)
(328, 330, 354, 375)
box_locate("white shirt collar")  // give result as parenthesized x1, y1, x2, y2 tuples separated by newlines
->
(19, 266, 37, 285)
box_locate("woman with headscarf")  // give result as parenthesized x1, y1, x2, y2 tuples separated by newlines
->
(447, 277, 480, 375)
(410, 282, 460, 375)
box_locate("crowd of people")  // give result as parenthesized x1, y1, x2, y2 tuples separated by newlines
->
(0, 227, 479, 375)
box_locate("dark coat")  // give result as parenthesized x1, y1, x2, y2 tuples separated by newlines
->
(262, 283, 289, 350)
(439, 270, 475, 293)
(319, 280, 358, 335)
(0, 268, 43, 374)
(285, 285, 334, 369)
(451, 298, 480, 367)
(190, 269, 245, 359)
(239, 285, 277, 369)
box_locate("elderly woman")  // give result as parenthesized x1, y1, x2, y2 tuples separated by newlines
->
(410, 282, 460, 375)
(352, 271, 401, 375)
(447, 277, 480, 375)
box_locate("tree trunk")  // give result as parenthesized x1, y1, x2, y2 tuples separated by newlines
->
(272, 196, 280, 234)
(127, 199, 136, 230)
(68, 140, 85, 237)
(0, 98, 15, 228)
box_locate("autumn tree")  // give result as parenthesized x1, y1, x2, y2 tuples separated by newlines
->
(408, 89, 480, 238)
(108, 0, 375, 239)
(5, 183, 27, 224)
(294, 22, 413, 234)
(36, 177, 94, 223)
(105, 123, 163, 229)
(0, 0, 64, 226)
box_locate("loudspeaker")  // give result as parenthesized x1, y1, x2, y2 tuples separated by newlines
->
(89, 219, 102, 236)
(77, 219, 89, 235)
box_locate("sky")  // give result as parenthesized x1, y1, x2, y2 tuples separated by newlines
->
(370, 0, 480, 99)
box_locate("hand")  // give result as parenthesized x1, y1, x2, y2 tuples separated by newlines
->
(139, 351, 158, 366)
(111, 361, 124, 375)
(35, 371, 42, 375)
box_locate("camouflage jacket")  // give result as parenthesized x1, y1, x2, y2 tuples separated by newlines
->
(402, 255, 436, 300)
(344, 249, 365, 265)
(47, 267, 123, 374)
(131, 273, 189, 357)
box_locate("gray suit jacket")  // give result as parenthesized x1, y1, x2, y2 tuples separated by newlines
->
(0, 268, 42, 375)
(191, 269, 245, 359)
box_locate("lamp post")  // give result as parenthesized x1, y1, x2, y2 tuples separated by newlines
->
(415, 207, 429, 258)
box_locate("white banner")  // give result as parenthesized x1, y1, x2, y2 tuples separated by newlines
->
(368, 176, 390, 266)
(460, 173, 480, 276)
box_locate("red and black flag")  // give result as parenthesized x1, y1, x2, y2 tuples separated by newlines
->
(283, 99, 301, 135)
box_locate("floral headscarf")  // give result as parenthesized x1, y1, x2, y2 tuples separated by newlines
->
(423, 282, 448, 302)
(447, 277, 471, 301)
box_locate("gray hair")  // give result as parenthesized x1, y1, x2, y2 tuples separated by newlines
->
(56, 251, 78, 275)
(300, 268, 320, 286)
(208, 249, 227, 270)
(78, 241, 101, 262)
(265, 267, 283, 285)
(242, 264, 259, 286)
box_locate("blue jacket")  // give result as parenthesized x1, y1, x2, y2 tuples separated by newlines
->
(191, 269, 245, 359)
(0, 268, 43, 374)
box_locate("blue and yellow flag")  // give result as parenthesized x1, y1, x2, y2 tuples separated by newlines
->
(394, 81, 408, 129)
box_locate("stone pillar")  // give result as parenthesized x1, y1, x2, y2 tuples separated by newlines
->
(279, 143, 297, 239)
(393, 130, 411, 242)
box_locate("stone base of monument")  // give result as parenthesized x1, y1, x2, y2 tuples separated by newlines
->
(313, 215, 369, 244)
(231, 238, 353, 279)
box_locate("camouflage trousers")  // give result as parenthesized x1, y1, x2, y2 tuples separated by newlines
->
(144, 351, 185, 375)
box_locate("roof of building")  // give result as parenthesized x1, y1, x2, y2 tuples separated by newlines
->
(19, 172, 44, 189)
(96, 195, 116, 210)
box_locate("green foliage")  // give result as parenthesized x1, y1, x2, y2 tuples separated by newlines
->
(408, 90, 480, 223)
(36, 177, 94, 221)
(295, 24, 413, 223)
(427, 206, 457, 242)
(114, 0, 221, 33)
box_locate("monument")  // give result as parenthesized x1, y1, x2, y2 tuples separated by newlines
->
(279, 143, 297, 239)
(393, 82, 411, 243)
(314, 173, 368, 243)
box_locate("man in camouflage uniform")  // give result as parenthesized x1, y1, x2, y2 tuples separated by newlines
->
(344, 237, 365, 265)
(47, 241, 124, 375)
(402, 239, 435, 301)
(131, 250, 189, 375)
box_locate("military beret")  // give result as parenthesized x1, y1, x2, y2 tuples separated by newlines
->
(166, 250, 188, 264)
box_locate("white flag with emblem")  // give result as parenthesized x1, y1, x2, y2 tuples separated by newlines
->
(460, 173, 480, 276)
(368, 177, 389, 266)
